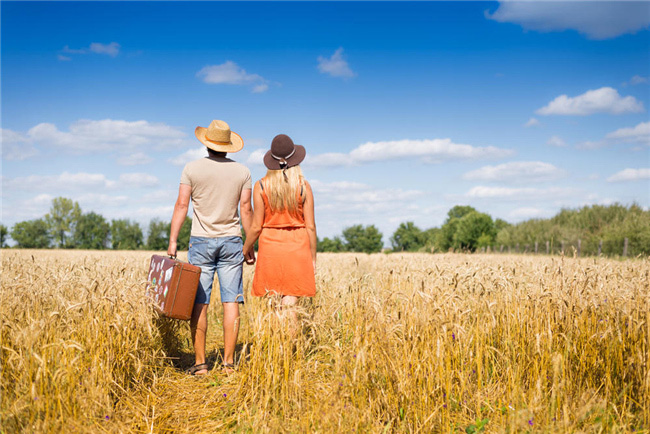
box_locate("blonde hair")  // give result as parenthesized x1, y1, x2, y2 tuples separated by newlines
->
(263, 166, 305, 214)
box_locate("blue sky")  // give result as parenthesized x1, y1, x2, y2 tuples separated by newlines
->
(2, 1, 649, 243)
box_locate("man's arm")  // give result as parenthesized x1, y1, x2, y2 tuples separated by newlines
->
(167, 184, 191, 257)
(240, 188, 253, 236)
(242, 182, 265, 263)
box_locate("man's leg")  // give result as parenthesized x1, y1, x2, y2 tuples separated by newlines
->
(190, 303, 209, 372)
(187, 236, 216, 374)
(222, 302, 240, 365)
(215, 236, 245, 367)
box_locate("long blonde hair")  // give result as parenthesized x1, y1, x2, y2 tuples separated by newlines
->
(263, 165, 305, 214)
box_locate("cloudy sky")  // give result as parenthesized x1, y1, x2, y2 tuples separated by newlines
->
(2, 1, 649, 242)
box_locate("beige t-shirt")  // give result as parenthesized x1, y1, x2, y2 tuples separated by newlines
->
(180, 156, 252, 238)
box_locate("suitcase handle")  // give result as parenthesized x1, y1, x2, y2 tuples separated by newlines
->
(169, 254, 177, 260)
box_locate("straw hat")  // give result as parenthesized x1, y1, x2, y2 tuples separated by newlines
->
(263, 134, 306, 170)
(194, 120, 244, 153)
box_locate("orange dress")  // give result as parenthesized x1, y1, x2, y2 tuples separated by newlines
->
(251, 179, 316, 297)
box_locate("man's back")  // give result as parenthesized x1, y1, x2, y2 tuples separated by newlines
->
(180, 156, 252, 238)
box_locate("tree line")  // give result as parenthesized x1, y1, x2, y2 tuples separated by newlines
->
(318, 204, 650, 257)
(1, 197, 647, 257)
(0, 197, 191, 251)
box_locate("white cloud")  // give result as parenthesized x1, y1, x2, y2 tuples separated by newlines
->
(465, 185, 578, 200)
(606, 168, 650, 182)
(317, 48, 355, 79)
(76, 193, 130, 208)
(115, 205, 174, 222)
(62, 45, 87, 55)
(577, 121, 650, 149)
(169, 148, 207, 166)
(89, 42, 120, 57)
(5, 172, 116, 192)
(536, 87, 644, 116)
(57, 54, 71, 62)
(547, 136, 567, 147)
(1, 129, 38, 160)
(61, 42, 120, 57)
(118, 173, 159, 188)
(348, 138, 512, 163)
(9, 119, 188, 154)
(463, 161, 565, 183)
(304, 152, 351, 168)
(486, 1, 650, 40)
(629, 75, 649, 85)
(524, 117, 540, 127)
(138, 189, 177, 204)
(196, 60, 269, 93)
(605, 121, 650, 146)
(116, 152, 153, 166)
(245, 148, 266, 166)
(5, 171, 159, 192)
(252, 83, 269, 93)
(310, 180, 423, 213)
(247, 138, 511, 168)
(508, 207, 554, 221)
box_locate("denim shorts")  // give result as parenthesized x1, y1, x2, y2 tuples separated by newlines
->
(188, 236, 245, 304)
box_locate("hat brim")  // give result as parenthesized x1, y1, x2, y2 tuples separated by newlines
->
(195, 127, 244, 153)
(263, 145, 306, 170)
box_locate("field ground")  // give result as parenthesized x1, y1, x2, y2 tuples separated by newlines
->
(1, 250, 648, 433)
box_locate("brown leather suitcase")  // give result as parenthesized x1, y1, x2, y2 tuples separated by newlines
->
(145, 255, 201, 320)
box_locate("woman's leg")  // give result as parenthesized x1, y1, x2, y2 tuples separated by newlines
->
(280, 295, 299, 332)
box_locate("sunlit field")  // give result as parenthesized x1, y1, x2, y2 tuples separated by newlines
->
(1, 249, 648, 432)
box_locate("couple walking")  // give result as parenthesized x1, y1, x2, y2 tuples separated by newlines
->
(167, 120, 317, 376)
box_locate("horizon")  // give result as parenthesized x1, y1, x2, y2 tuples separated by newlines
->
(2, 1, 649, 244)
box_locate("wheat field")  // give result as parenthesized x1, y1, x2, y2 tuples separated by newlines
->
(0, 249, 648, 433)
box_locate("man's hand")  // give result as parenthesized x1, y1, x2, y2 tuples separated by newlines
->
(167, 241, 177, 258)
(244, 249, 256, 265)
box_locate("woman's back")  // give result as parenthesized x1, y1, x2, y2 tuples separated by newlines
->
(259, 178, 305, 229)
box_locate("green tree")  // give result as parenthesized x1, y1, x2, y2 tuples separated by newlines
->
(73, 212, 110, 249)
(147, 219, 170, 251)
(10, 219, 51, 248)
(342, 224, 383, 253)
(111, 219, 144, 250)
(318, 236, 346, 252)
(494, 218, 510, 233)
(45, 197, 81, 248)
(453, 211, 496, 252)
(0, 224, 8, 248)
(437, 205, 478, 251)
(390, 222, 424, 252)
(178, 217, 192, 251)
(422, 227, 440, 252)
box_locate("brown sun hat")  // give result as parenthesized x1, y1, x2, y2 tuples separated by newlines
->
(263, 134, 306, 170)
(195, 120, 244, 153)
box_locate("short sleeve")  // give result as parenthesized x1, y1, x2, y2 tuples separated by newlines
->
(180, 164, 192, 186)
(242, 168, 252, 190)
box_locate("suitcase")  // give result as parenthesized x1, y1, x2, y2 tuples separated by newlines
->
(145, 255, 201, 320)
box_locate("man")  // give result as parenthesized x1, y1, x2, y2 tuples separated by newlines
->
(167, 119, 254, 375)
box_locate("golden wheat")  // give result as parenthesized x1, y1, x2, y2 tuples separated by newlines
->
(1, 250, 648, 432)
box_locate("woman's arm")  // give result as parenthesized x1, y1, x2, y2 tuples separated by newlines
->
(242, 181, 265, 258)
(302, 181, 317, 268)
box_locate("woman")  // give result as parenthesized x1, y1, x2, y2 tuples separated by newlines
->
(243, 134, 317, 315)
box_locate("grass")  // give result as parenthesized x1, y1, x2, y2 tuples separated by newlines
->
(1, 250, 648, 432)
